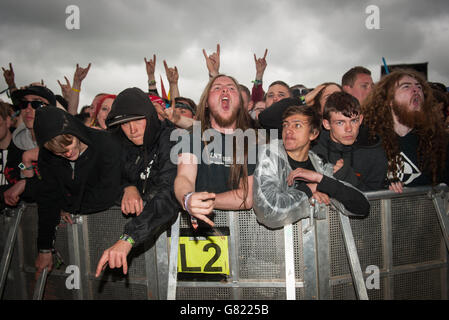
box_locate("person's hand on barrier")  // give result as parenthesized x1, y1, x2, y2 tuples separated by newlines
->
(287, 168, 323, 186)
(389, 181, 404, 193)
(121, 186, 144, 215)
(202, 44, 220, 78)
(333, 159, 344, 174)
(3, 179, 26, 206)
(35, 252, 53, 280)
(60, 210, 73, 224)
(95, 240, 132, 277)
(185, 192, 216, 227)
(311, 191, 330, 206)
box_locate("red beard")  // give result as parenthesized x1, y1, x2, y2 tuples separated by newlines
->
(391, 101, 426, 129)
(209, 106, 240, 128)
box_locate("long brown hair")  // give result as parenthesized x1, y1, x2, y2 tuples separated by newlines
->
(196, 74, 254, 208)
(362, 69, 447, 184)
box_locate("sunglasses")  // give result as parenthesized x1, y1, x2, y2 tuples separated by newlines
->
(18, 100, 48, 110)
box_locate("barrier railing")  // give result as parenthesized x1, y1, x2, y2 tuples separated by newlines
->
(0, 184, 448, 300)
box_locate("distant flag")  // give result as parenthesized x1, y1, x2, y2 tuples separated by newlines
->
(382, 57, 390, 74)
(160, 75, 169, 100)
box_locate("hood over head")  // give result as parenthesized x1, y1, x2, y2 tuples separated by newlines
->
(34, 106, 90, 148)
(106, 87, 161, 146)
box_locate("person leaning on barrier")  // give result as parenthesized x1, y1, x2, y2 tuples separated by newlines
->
(32, 106, 122, 277)
(0, 102, 17, 208)
(174, 74, 255, 228)
(312, 91, 388, 191)
(253, 104, 369, 229)
(3, 84, 57, 208)
(362, 69, 449, 193)
(95, 87, 179, 277)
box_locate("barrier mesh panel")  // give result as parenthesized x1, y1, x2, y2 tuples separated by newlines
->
(393, 269, 442, 300)
(391, 196, 442, 266)
(23, 272, 75, 300)
(328, 200, 384, 278)
(237, 210, 284, 280)
(91, 280, 147, 300)
(2, 189, 447, 300)
(241, 287, 287, 300)
(177, 287, 232, 300)
(86, 207, 147, 279)
(176, 209, 303, 299)
(331, 276, 385, 300)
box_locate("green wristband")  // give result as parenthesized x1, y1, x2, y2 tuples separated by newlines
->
(119, 234, 135, 246)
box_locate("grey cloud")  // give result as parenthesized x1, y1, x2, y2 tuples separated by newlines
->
(0, 0, 448, 106)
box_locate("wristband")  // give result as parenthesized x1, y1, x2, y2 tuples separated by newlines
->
(71, 87, 80, 93)
(183, 192, 198, 229)
(183, 192, 194, 212)
(119, 234, 135, 246)
(148, 80, 156, 86)
(18, 162, 35, 170)
(252, 79, 262, 85)
(39, 249, 53, 254)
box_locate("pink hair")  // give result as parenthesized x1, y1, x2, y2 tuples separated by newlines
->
(91, 94, 116, 127)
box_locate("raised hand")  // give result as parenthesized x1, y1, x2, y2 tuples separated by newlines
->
(254, 49, 268, 80)
(144, 54, 157, 79)
(57, 76, 72, 100)
(2, 63, 16, 88)
(163, 60, 179, 85)
(202, 44, 220, 77)
(73, 63, 91, 85)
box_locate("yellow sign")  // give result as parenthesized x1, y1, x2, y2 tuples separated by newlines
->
(177, 235, 230, 275)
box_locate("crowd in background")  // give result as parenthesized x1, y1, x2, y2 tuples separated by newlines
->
(0, 44, 448, 277)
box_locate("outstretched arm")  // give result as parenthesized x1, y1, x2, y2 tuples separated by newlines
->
(144, 54, 159, 96)
(2, 62, 16, 94)
(164, 60, 180, 99)
(202, 44, 220, 78)
(251, 49, 267, 103)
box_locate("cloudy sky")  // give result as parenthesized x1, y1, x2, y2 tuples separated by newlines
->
(0, 0, 448, 110)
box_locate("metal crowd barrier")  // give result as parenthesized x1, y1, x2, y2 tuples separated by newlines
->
(0, 184, 448, 300)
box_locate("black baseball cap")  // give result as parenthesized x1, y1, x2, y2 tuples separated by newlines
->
(11, 85, 57, 111)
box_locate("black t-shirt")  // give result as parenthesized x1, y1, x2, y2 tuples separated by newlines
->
(180, 129, 256, 194)
(287, 156, 315, 198)
(396, 131, 448, 186)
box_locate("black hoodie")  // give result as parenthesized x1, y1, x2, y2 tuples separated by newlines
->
(106, 88, 179, 246)
(34, 106, 122, 250)
(311, 126, 388, 191)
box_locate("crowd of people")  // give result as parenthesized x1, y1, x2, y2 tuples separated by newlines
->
(1, 44, 448, 280)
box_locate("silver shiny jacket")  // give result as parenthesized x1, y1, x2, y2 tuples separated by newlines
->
(253, 139, 362, 229)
